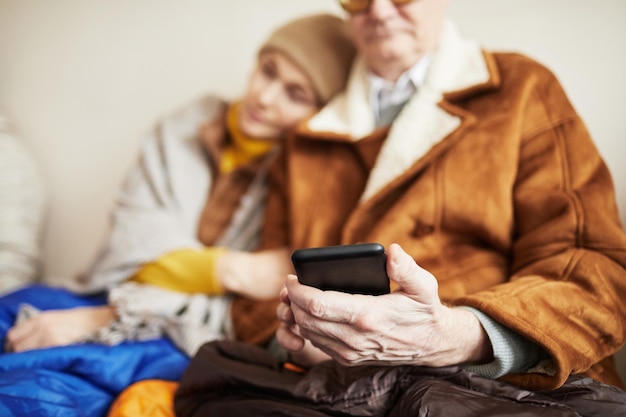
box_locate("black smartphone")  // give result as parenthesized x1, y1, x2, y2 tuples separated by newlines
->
(291, 243, 390, 295)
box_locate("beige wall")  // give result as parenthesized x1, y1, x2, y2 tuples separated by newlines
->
(1, 0, 624, 382)
(0, 0, 341, 286)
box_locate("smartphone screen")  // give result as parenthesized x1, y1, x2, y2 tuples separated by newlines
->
(291, 243, 390, 295)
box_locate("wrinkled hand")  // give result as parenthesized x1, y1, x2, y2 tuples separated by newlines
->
(5, 306, 115, 352)
(276, 243, 492, 368)
(217, 247, 292, 300)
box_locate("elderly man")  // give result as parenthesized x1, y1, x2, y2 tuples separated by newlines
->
(258, 0, 626, 392)
(173, 1, 626, 414)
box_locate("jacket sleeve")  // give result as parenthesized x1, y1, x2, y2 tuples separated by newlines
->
(457, 81, 626, 390)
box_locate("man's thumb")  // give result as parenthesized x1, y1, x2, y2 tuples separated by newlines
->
(387, 243, 438, 297)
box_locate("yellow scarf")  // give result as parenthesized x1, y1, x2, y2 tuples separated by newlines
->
(220, 101, 277, 174)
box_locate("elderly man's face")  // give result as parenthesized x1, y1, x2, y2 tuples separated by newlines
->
(348, 0, 449, 79)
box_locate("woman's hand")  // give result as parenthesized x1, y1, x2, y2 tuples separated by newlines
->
(5, 306, 115, 352)
(217, 247, 292, 300)
(276, 243, 493, 368)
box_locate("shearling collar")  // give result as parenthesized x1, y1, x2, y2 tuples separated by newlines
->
(302, 19, 498, 201)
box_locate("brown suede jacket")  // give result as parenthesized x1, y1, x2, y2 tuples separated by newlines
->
(233, 21, 626, 391)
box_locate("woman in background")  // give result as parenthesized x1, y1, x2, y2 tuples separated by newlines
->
(0, 13, 355, 417)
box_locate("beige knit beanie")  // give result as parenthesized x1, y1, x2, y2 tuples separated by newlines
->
(259, 13, 356, 104)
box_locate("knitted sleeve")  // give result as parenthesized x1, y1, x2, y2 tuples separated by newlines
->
(461, 307, 544, 378)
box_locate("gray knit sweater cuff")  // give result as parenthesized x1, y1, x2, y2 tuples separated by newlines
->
(460, 307, 543, 379)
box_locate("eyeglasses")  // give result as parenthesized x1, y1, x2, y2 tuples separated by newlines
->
(338, 0, 416, 14)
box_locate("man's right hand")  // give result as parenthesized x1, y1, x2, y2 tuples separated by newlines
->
(276, 243, 494, 368)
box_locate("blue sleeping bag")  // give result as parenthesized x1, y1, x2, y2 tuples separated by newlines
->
(0, 285, 189, 417)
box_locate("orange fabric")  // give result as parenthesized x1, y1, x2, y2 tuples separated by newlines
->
(108, 379, 178, 417)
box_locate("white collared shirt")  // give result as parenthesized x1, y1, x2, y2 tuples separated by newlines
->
(368, 55, 433, 124)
